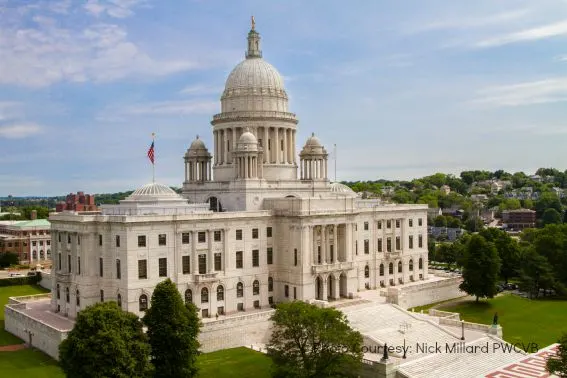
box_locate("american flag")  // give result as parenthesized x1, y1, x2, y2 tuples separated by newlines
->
(147, 141, 155, 164)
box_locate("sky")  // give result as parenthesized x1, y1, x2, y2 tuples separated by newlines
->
(1, 0, 567, 196)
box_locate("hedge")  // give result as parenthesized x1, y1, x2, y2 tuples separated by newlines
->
(0, 272, 41, 287)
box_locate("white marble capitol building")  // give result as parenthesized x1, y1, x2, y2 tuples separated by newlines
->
(48, 21, 430, 320)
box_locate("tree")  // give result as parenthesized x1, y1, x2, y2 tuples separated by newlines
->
(542, 208, 563, 226)
(447, 216, 462, 228)
(143, 279, 201, 378)
(499, 198, 521, 211)
(536, 192, 562, 217)
(434, 215, 447, 227)
(267, 301, 363, 378)
(517, 247, 556, 299)
(0, 252, 19, 268)
(59, 302, 152, 378)
(428, 238, 437, 262)
(547, 333, 567, 377)
(480, 228, 520, 284)
(459, 235, 501, 302)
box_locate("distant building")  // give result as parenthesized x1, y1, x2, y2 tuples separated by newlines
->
(470, 194, 488, 202)
(0, 219, 51, 263)
(55, 192, 98, 212)
(427, 207, 442, 220)
(502, 209, 536, 230)
(428, 226, 465, 241)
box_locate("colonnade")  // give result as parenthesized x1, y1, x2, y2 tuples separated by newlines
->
(186, 160, 212, 182)
(310, 224, 352, 265)
(300, 158, 327, 180)
(235, 155, 263, 179)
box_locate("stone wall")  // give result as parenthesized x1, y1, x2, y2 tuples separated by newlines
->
(386, 277, 465, 309)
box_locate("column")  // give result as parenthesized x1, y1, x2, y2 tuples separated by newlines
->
(274, 127, 279, 163)
(313, 226, 318, 264)
(244, 156, 249, 178)
(334, 278, 340, 300)
(322, 226, 327, 264)
(224, 129, 229, 165)
(207, 230, 213, 273)
(333, 224, 337, 263)
(323, 158, 327, 179)
(292, 131, 296, 163)
(282, 127, 288, 164)
(287, 129, 292, 163)
(232, 128, 237, 163)
(322, 277, 328, 300)
(213, 131, 217, 165)
(264, 127, 269, 163)
(345, 223, 352, 261)
(192, 231, 198, 275)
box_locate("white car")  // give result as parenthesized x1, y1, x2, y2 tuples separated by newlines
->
(9, 273, 24, 277)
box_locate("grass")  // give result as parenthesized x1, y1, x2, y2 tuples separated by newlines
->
(409, 296, 467, 313)
(0, 285, 50, 346)
(438, 294, 567, 348)
(197, 347, 272, 377)
(0, 349, 64, 377)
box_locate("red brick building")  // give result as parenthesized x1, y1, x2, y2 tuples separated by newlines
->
(502, 209, 536, 230)
(55, 192, 98, 212)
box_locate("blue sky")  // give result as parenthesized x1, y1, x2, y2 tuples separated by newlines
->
(1, 0, 567, 196)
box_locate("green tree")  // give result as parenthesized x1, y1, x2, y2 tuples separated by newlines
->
(499, 198, 521, 211)
(143, 279, 201, 378)
(459, 235, 501, 302)
(536, 192, 562, 217)
(59, 302, 152, 378)
(547, 333, 567, 377)
(428, 238, 437, 262)
(267, 301, 363, 378)
(542, 208, 563, 226)
(447, 217, 462, 228)
(518, 248, 556, 299)
(0, 252, 19, 268)
(434, 215, 447, 227)
(480, 228, 520, 284)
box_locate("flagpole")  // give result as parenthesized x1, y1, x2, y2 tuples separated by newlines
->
(334, 143, 337, 182)
(152, 133, 155, 183)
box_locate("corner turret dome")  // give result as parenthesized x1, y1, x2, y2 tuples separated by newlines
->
(189, 135, 206, 150)
(237, 130, 258, 151)
(126, 183, 181, 201)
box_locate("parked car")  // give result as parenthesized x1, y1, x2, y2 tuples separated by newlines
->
(9, 273, 23, 277)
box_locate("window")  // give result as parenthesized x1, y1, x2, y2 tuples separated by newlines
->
(236, 251, 243, 268)
(198, 255, 206, 274)
(48, 239, 51, 246)
(387, 238, 392, 252)
(268, 277, 273, 292)
(139, 294, 148, 311)
(217, 285, 224, 301)
(116, 259, 121, 279)
(236, 229, 242, 240)
(364, 222, 369, 230)
(58, 253, 61, 270)
(237, 282, 244, 297)
(66, 287, 70, 303)
(418, 218, 423, 226)
(32, 241, 37, 247)
(68, 255, 71, 272)
(317, 246, 322, 264)
(115, 235, 120, 247)
(68, 234, 71, 243)
(214, 231, 221, 242)
(409, 260, 414, 271)
(378, 221, 382, 230)
(76, 289, 80, 306)
(99, 234, 102, 246)
(138, 259, 148, 279)
(269, 296, 274, 305)
(418, 235, 423, 248)
(409, 235, 414, 249)
(185, 289, 192, 304)
(377, 238, 383, 252)
(77, 256, 81, 275)
(252, 228, 258, 239)
(159, 258, 168, 277)
(117, 293, 122, 307)
(284, 285, 289, 298)
(58, 234, 61, 242)
(138, 235, 146, 247)
(294, 287, 297, 300)
(398, 261, 402, 273)
(389, 263, 393, 274)
(158, 234, 167, 246)
(198, 232, 206, 243)
(99, 257, 104, 277)
(214, 253, 221, 271)
(355, 241, 358, 255)
(237, 302, 244, 311)
(387, 220, 392, 229)
(364, 239, 369, 254)
(182, 256, 190, 274)
(252, 249, 259, 267)
(201, 288, 209, 303)
(409, 219, 413, 227)
(365, 265, 370, 278)
(267, 247, 273, 265)
(396, 220, 401, 228)
(267, 227, 272, 237)
(100, 290, 104, 302)
(419, 258, 423, 270)
(182, 232, 190, 244)
(294, 249, 298, 266)
(396, 236, 401, 250)
(56, 284, 60, 299)
(380, 264, 384, 276)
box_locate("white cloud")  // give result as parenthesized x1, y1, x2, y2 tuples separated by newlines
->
(475, 20, 567, 48)
(0, 123, 44, 139)
(556, 55, 567, 61)
(470, 78, 567, 107)
(411, 9, 530, 33)
(84, 0, 147, 19)
(123, 100, 218, 115)
(179, 84, 223, 95)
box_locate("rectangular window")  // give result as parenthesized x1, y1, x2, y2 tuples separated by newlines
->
(116, 259, 121, 279)
(294, 287, 297, 300)
(377, 221, 382, 230)
(100, 290, 104, 302)
(138, 235, 146, 247)
(355, 240, 358, 255)
(252, 228, 259, 239)
(68, 234, 71, 243)
(294, 249, 298, 266)
(236, 229, 242, 240)
(68, 255, 71, 273)
(115, 235, 120, 247)
(364, 239, 369, 254)
(158, 258, 167, 277)
(364, 222, 369, 230)
(267, 227, 272, 237)
(284, 285, 289, 298)
(40, 240, 44, 246)
(409, 235, 414, 249)
(138, 259, 147, 279)
(418, 218, 423, 226)
(198, 254, 206, 274)
(99, 234, 102, 246)
(47, 239, 51, 246)
(99, 257, 104, 277)
(236, 251, 243, 268)
(32, 241, 37, 247)
(280, 139, 284, 150)
(409, 219, 413, 227)
(267, 247, 273, 265)
(77, 256, 81, 275)
(252, 249, 259, 267)
(214, 253, 221, 271)
(58, 234, 61, 242)
(396, 220, 401, 228)
(198, 232, 206, 243)
(418, 235, 423, 248)
(269, 296, 273, 305)
(214, 231, 221, 242)
(387, 237, 392, 252)
(159, 234, 166, 246)
(377, 238, 383, 252)
(182, 232, 190, 244)
(396, 236, 401, 250)
(182, 255, 190, 274)
(387, 220, 392, 229)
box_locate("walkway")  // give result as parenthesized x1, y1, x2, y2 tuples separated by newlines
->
(0, 343, 27, 352)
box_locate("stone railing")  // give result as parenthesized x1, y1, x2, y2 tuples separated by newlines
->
(429, 309, 461, 320)
(9, 293, 51, 305)
(385, 252, 401, 259)
(311, 261, 354, 274)
(212, 111, 298, 123)
(438, 317, 503, 338)
(194, 273, 218, 284)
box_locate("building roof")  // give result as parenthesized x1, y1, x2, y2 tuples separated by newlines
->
(126, 183, 181, 201)
(329, 182, 355, 194)
(10, 219, 51, 229)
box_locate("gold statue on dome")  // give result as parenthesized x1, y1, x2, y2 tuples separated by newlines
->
(251, 16, 255, 31)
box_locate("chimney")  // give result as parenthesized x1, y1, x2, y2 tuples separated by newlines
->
(31, 210, 37, 220)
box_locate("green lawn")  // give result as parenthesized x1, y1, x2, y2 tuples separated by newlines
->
(438, 294, 567, 348)
(0, 285, 50, 345)
(0, 349, 64, 378)
(197, 347, 272, 377)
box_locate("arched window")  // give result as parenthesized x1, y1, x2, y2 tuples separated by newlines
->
(217, 285, 224, 301)
(117, 293, 122, 307)
(268, 277, 273, 292)
(237, 282, 244, 298)
(253, 280, 260, 295)
(40, 250, 44, 259)
(380, 264, 384, 276)
(56, 284, 60, 299)
(419, 257, 423, 270)
(201, 288, 209, 303)
(389, 263, 393, 275)
(32, 251, 37, 259)
(185, 289, 192, 304)
(65, 287, 70, 303)
(76, 289, 80, 306)
(139, 294, 148, 312)
(364, 265, 370, 278)
(398, 261, 402, 273)
(409, 260, 414, 271)
(46, 249, 51, 257)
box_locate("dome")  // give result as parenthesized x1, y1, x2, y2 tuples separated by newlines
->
(305, 133, 322, 147)
(189, 136, 206, 150)
(239, 131, 257, 144)
(329, 182, 356, 194)
(126, 183, 182, 201)
(224, 58, 285, 93)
